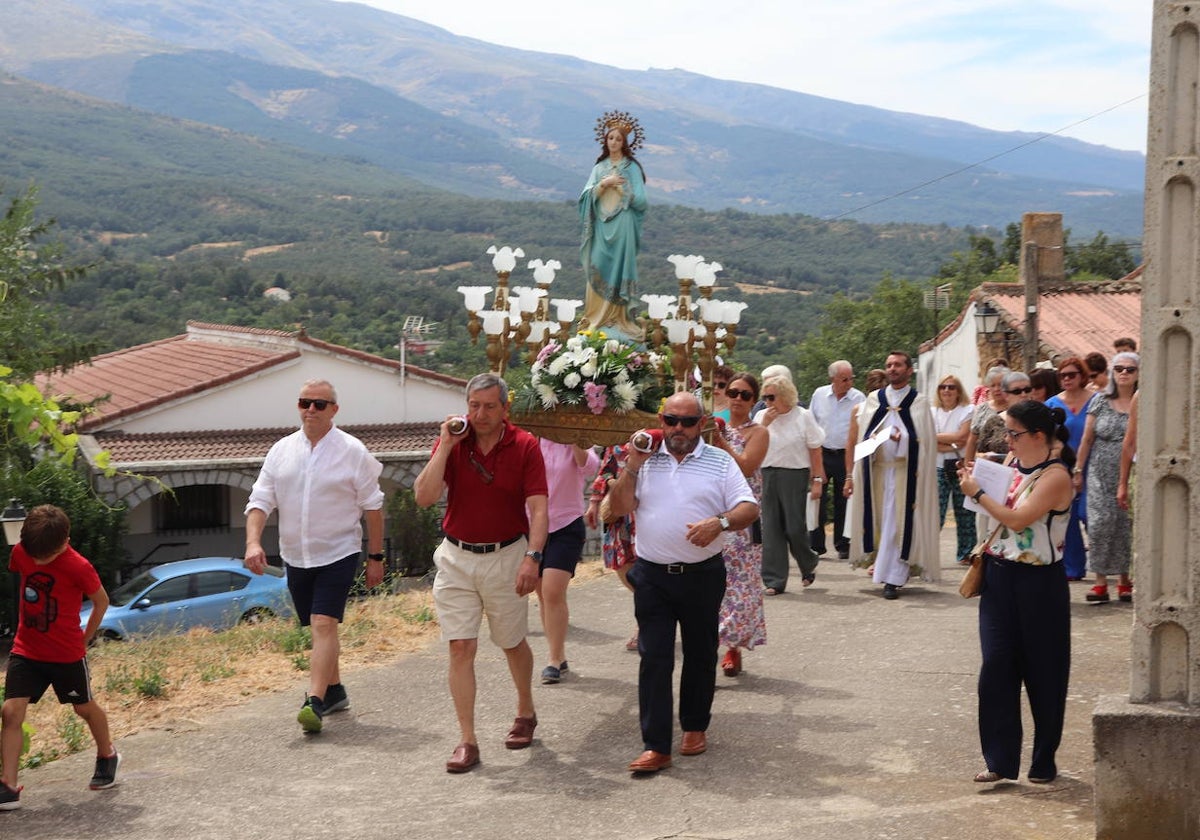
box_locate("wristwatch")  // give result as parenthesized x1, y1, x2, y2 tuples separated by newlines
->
(524, 550, 544, 562)
(367, 552, 385, 561)
(971, 489, 986, 502)
(717, 515, 731, 531)
(812, 476, 825, 484)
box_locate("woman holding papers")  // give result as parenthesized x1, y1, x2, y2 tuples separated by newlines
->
(958, 401, 1075, 786)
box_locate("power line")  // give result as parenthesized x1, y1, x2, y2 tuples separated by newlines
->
(826, 93, 1148, 222)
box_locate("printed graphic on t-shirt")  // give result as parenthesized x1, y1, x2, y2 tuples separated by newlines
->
(23, 571, 60, 632)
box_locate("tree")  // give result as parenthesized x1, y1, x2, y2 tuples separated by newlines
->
(0, 185, 95, 378)
(1065, 230, 1137, 280)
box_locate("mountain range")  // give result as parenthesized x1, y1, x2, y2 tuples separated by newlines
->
(0, 0, 1145, 237)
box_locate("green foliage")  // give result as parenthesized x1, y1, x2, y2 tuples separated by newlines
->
(276, 625, 313, 654)
(104, 660, 170, 698)
(385, 488, 443, 576)
(56, 710, 88, 754)
(1065, 230, 1137, 280)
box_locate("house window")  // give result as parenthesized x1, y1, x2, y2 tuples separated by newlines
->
(155, 485, 230, 533)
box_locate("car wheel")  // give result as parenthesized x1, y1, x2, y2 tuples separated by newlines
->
(100, 630, 122, 642)
(240, 607, 275, 625)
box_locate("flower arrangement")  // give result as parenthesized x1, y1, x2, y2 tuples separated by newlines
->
(514, 331, 667, 415)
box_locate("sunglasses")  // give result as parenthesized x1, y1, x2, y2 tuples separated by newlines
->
(662, 414, 703, 428)
(763, 394, 777, 402)
(725, 387, 755, 401)
(1113, 365, 1139, 374)
(938, 384, 958, 390)
(1006, 387, 1033, 395)
(298, 398, 334, 411)
(1059, 370, 1082, 380)
(468, 450, 494, 484)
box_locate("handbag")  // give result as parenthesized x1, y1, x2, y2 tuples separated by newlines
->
(599, 489, 619, 525)
(960, 523, 1004, 599)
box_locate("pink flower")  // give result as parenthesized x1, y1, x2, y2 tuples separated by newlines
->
(536, 341, 561, 365)
(584, 381, 608, 414)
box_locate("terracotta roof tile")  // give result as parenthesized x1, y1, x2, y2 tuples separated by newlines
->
(36, 322, 466, 431)
(982, 279, 1141, 360)
(91, 423, 440, 468)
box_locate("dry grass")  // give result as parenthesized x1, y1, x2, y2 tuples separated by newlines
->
(19, 559, 609, 765)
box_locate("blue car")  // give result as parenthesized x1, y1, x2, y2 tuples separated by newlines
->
(81, 557, 296, 640)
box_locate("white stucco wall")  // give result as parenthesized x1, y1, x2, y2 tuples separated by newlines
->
(918, 302, 982, 395)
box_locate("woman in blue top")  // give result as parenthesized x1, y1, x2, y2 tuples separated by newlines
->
(1044, 356, 1092, 580)
(579, 111, 647, 337)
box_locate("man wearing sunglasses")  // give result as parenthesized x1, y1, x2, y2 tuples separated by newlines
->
(808, 360, 865, 560)
(606, 392, 759, 774)
(414, 373, 548, 774)
(245, 379, 385, 734)
(846, 352, 939, 600)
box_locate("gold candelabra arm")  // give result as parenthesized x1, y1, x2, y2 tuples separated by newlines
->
(494, 271, 511, 313)
(721, 324, 739, 355)
(670, 341, 690, 393)
(647, 318, 666, 350)
(485, 332, 505, 374)
(466, 311, 482, 345)
(697, 321, 719, 412)
(557, 320, 572, 344)
(676, 278, 694, 320)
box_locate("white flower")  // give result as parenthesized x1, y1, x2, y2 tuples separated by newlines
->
(563, 372, 581, 389)
(615, 369, 630, 385)
(604, 339, 621, 355)
(566, 336, 585, 352)
(548, 355, 570, 376)
(536, 383, 559, 408)
(613, 381, 638, 410)
(580, 361, 597, 378)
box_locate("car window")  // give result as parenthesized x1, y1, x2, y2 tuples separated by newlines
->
(142, 575, 192, 606)
(194, 571, 250, 597)
(110, 571, 160, 607)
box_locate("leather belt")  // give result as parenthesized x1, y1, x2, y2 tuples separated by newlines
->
(636, 554, 724, 574)
(445, 535, 521, 554)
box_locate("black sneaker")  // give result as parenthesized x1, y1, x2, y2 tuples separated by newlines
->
(883, 583, 899, 600)
(89, 752, 120, 790)
(298, 695, 325, 733)
(540, 665, 562, 684)
(324, 683, 350, 713)
(0, 782, 21, 810)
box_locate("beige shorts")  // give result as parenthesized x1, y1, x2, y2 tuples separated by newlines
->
(432, 537, 529, 649)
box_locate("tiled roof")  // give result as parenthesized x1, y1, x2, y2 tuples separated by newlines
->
(922, 268, 1141, 360)
(36, 321, 465, 431)
(89, 423, 441, 468)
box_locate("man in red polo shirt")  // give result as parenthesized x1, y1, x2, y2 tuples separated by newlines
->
(414, 372, 549, 774)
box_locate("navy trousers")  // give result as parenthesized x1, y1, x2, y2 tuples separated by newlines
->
(977, 557, 1071, 780)
(810, 447, 849, 554)
(630, 556, 727, 754)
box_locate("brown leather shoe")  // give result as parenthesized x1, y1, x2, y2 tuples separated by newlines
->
(503, 715, 537, 749)
(627, 750, 672, 773)
(445, 742, 480, 773)
(680, 730, 707, 756)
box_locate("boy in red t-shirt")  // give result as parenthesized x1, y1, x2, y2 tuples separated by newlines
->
(1, 505, 118, 810)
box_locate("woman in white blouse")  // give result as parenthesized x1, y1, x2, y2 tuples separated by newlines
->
(933, 374, 976, 565)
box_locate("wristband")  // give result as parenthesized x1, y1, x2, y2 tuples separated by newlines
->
(971, 489, 985, 502)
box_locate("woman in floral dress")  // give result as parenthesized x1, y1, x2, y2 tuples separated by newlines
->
(710, 373, 769, 676)
(585, 443, 639, 649)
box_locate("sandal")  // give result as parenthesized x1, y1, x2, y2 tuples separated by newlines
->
(625, 634, 639, 652)
(974, 770, 1004, 783)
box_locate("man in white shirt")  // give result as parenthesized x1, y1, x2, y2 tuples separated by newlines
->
(607, 392, 758, 774)
(244, 379, 385, 732)
(809, 360, 865, 559)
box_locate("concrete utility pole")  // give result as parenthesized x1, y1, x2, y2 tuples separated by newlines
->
(1017, 212, 1063, 372)
(1093, 3, 1200, 836)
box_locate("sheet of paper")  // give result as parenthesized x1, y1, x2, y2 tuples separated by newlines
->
(963, 457, 1016, 514)
(852, 424, 893, 462)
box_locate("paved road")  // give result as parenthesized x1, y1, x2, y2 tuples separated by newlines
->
(9, 530, 1132, 840)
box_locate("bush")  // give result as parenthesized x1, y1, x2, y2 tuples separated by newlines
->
(386, 488, 442, 576)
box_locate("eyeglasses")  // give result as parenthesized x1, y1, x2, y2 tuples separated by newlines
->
(713, 382, 728, 390)
(763, 394, 777, 402)
(662, 414, 703, 428)
(1059, 370, 1082, 380)
(1003, 428, 1031, 440)
(725, 387, 755, 401)
(298, 398, 334, 411)
(1113, 365, 1139, 374)
(1006, 387, 1033, 395)
(937, 384, 958, 391)
(468, 450, 494, 484)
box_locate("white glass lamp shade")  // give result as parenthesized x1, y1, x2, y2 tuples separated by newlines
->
(662, 318, 694, 345)
(639, 294, 676, 320)
(696, 298, 723, 322)
(457, 286, 491, 311)
(479, 310, 509, 336)
(511, 286, 545, 313)
(722, 301, 748, 326)
(528, 258, 561, 285)
(693, 260, 723, 288)
(486, 245, 525, 273)
(551, 298, 583, 322)
(667, 253, 703, 280)
(528, 320, 555, 344)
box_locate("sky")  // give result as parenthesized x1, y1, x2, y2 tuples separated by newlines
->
(343, 0, 1152, 153)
